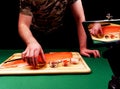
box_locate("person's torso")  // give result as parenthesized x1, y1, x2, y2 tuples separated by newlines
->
(20, 0, 77, 33)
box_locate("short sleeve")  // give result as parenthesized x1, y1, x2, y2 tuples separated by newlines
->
(19, 0, 33, 16)
(69, 0, 78, 5)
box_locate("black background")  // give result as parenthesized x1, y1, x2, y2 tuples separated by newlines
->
(82, 0, 120, 20)
(0, 0, 119, 49)
(0, 0, 25, 49)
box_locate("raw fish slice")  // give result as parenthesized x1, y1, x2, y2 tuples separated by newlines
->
(102, 25, 120, 34)
(38, 52, 73, 63)
(0, 60, 28, 68)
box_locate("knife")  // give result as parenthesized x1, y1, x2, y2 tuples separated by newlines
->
(4, 58, 22, 63)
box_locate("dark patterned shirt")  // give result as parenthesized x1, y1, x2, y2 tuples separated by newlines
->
(20, 0, 77, 33)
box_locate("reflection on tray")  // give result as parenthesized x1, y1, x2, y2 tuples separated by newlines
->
(90, 23, 120, 42)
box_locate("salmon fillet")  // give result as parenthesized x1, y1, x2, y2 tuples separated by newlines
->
(102, 25, 120, 34)
(38, 52, 73, 63)
(0, 52, 73, 68)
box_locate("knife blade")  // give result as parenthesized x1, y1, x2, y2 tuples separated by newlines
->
(4, 58, 22, 63)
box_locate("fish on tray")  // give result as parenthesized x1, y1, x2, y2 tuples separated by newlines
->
(0, 59, 28, 69)
(0, 52, 76, 69)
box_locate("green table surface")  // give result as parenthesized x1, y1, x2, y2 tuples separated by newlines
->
(0, 47, 113, 89)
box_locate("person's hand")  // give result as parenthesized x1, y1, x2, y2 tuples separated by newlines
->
(22, 42, 46, 68)
(89, 22, 104, 38)
(80, 48, 100, 58)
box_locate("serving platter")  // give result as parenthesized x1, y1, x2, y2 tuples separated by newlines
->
(0, 52, 91, 75)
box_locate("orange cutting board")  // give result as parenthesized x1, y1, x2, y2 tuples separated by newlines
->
(0, 52, 91, 75)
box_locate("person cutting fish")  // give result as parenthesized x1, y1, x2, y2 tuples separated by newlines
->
(18, 0, 100, 68)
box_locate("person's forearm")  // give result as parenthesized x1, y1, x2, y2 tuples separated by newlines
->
(18, 24, 38, 45)
(71, 0, 87, 50)
(77, 20, 87, 50)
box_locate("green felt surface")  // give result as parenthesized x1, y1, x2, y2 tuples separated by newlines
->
(0, 48, 113, 89)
